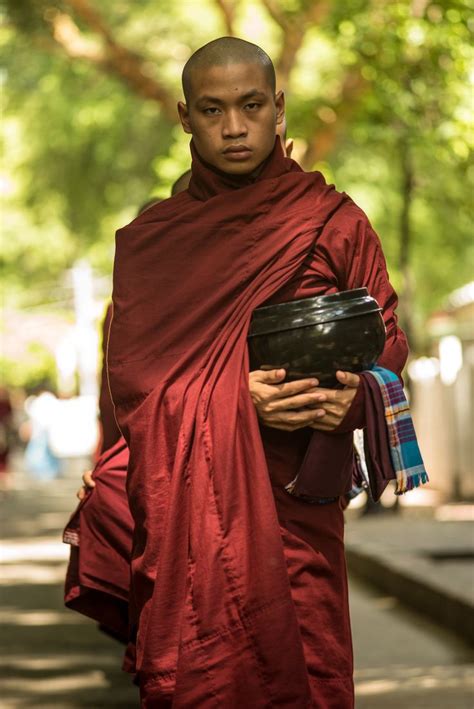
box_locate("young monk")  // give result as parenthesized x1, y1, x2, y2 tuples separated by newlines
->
(105, 37, 408, 707)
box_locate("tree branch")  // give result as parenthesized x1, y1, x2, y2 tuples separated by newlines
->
(260, 0, 289, 30)
(45, 0, 177, 120)
(213, 0, 237, 35)
(301, 70, 367, 167)
(261, 0, 330, 85)
(398, 135, 415, 347)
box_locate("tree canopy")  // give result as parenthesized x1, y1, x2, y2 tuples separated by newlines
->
(3, 0, 473, 348)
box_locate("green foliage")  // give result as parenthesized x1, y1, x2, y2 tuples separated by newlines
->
(3, 0, 473, 342)
(1, 344, 57, 391)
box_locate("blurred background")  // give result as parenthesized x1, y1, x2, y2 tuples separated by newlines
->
(1, 1, 473, 707)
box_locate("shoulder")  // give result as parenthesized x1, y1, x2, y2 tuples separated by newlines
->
(116, 191, 194, 239)
(328, 196, 371, 236)
(321, 194, 383, 257)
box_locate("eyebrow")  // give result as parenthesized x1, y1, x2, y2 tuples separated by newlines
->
(195, 89, 268, 107)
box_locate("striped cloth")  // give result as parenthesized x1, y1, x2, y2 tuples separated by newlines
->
(367, 366, 428, 494)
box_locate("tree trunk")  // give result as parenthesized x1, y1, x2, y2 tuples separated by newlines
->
(399, 137, 415, 352)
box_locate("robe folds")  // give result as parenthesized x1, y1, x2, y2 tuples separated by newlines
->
(108, 139, 407, 707)
(64, 437, 131, 640)
(98, 303, 123, 455)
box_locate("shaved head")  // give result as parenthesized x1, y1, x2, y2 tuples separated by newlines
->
(178, 37, 284, 176)
(182, 37, 276, 103)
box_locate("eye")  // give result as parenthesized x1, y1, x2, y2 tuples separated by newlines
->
(244, 102, 261, 111)
(203, 107, 221, 115)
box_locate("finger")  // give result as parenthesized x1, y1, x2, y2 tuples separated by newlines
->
(314, 402, 346, 418)
(310, 417, 342, 431)
(308, 388, 340, 404)
(76, 486, 85, 500)
(264, 408, 325, 427)
(249, 369, 286, 385)
(336, 370, 360, 388)
(82, 471, 95, 488)
(310, 423, 336, 432)
(266, 392, 328, 412)
(262, 418, 316, 431)
(262, 422, 298, 431)
(271, 378, 319, 399)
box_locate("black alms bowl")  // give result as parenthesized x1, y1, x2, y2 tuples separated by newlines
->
(247, 288, 386, 386)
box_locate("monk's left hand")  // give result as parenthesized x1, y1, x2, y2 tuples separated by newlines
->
(309, 370, 360, 432)
(76, 469, 95, 500)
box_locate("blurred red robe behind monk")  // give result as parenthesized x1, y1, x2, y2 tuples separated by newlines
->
(66, 37, 408, 708)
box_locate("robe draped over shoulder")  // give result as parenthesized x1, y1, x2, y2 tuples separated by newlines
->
(108, 139, 407, 707)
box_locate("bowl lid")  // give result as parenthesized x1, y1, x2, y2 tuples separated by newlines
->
(248, 288, 382, 337)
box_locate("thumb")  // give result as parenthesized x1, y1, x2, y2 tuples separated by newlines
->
(336, 370, 360, 388)
(251, 368, 286, 383)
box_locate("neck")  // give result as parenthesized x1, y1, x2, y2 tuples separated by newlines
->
(188, 138, 296, 202)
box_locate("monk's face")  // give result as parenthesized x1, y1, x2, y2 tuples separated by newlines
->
(178, 63, 285, 175)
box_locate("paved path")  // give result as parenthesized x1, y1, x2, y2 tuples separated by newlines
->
(345, 506, 474, 643)
(350, 576, 473, 707)
(1, 471, 472, 707)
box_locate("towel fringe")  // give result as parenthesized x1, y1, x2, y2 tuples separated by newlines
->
(395, 471, 429, 495)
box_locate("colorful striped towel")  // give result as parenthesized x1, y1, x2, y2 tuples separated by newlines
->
(366, 366, 428, 495)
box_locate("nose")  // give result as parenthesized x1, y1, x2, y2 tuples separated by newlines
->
(222, 109, 247, 139)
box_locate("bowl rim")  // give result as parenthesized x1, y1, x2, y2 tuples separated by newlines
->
(248, 288, 383, 338)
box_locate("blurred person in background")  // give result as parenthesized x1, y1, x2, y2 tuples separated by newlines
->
(23, 382, 61, 481)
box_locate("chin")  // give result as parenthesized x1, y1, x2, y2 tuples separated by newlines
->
(220, 158, 262, 176)
(223, 164, 257, 175)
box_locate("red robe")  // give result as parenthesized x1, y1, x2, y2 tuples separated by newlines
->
(64, 437, 131, 642)
(106, 139, 407, 707)
(98, 303, 123, 455)
(64, 301, 131, 643)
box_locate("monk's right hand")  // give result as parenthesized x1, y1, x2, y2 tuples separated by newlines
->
(76, 470, 95, 500)
(248, 369, 326, 431)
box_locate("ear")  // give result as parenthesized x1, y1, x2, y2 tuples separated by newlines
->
(275, 90, 285, 128)
(177, 101, 192, 134)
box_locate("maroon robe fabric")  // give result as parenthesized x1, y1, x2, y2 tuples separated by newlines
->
(98, 303, 123, 455)
(64, 437, 132, 641)
(107, 139, 407, 707)
(359, 372, 398, 501)
(64, 299, 131, 643)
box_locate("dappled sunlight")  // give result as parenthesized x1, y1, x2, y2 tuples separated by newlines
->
(1, 539, 69, 563)
(0, 653, 121, 671)
(0, 562, 66, 585)
(372, 595, 398, 611)
(0, 609, 83, 626)
(0, 670, 108, 695)
(435, 505, 474, 522)
(355, 664, 474, 697)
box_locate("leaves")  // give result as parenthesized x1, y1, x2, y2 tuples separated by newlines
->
(3, 0, 473, 334)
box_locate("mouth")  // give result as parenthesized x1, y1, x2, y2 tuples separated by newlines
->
(223, 145, 252, 161)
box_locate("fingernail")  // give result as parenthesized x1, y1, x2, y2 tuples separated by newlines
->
(311, 379, 318, 386)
